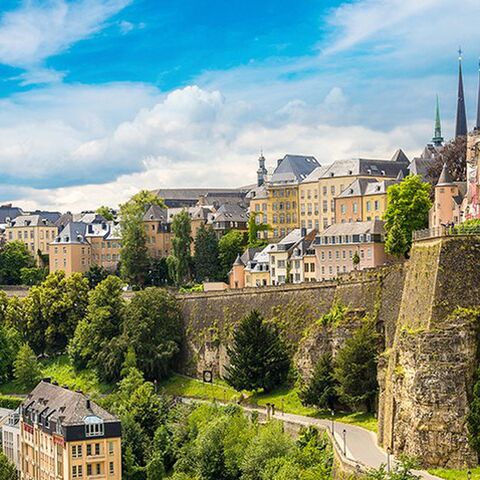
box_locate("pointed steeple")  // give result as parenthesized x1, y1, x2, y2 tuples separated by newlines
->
(455, 48, 468, 137)
(432, 95, 444, 146)
(476, 58, 480, 131)
(437, 163, 454, 186)
(256, 151, 267, 187)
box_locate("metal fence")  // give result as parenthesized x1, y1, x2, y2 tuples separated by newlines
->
(413, 225, 480, 241)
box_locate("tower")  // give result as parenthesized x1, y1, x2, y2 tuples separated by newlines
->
(455, 48, 468, 138)
(432, 95, 444, 147)
(257, 152, 267, 187)
(476, 58, 480, 131)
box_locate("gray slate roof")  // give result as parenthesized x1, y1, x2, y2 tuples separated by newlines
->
(320, 157, 408, 179)
(0, 205, 23, 224)
(52, 222, 88, 244)
(9, 214, 57, 228)
(23, 381, 118, 427)
(271, 154, 320, 184)
(211, 203, 248, 223)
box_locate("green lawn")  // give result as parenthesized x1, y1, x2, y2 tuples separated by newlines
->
(0, 355, 112, 396)
(160, 374, 377, 432)
(429, 467, 480, 479)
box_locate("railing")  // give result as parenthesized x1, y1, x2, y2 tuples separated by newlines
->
(413, 225, 480, 242)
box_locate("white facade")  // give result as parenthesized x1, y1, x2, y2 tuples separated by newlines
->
(2, 411, 20, 473)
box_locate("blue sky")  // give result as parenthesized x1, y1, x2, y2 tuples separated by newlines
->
(1, 0, 480, 210)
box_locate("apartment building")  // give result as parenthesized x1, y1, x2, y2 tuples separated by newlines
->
(247, 184, 269, 241)
(228, 248, 262, 289)
(335, 179, 397, 224)
(5, 212, 61, 263)
(300, 152, 409, 232)
(313, 220, 388, 280)
(20, 380, 121, 480)
(2, 410, 20, 474)
(298, 166, 327, 232)
(244, 247, 270, 287)
(143, 205, 173, 259)
(209, 203, 248, 238)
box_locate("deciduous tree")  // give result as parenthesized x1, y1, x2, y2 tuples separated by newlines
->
(167, 210, 192, 286)
(383, 175, 432, 257)
(14, 343, 42, 389)
(0, 241, 35, 285)
(193, 224, 220, 282)
(218, 230, 246, 280)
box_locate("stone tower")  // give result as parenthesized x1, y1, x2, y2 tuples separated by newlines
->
(257, 153, 267, 187)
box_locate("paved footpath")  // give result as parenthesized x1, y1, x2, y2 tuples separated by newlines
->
(180, 397, 442, 479)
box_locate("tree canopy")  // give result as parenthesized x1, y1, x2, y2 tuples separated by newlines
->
(383, 175, 432, 257)
(167, 210, 192, 286)
(193, 224, 220, 282)
(218, 230, 246, 280)
(0, 241, 36, 285)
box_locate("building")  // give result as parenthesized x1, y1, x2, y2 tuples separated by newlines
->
(429, 164, 466, 228)
(2, 409, 20, 474)
(5, 213, 61, 263)
(20, 380, 121, 480)
(244, 247, 271, 287)
(208, 203, 248, 238)
(313, 220, 388, 280)
(143, 205, 173, 259)
(335, 178, 396, 224)
(49, 219, 121, 276)
(300, 150, 409, 231)
(298, 166, 328, 232)
(0, 204, 24, 239)
(152, 188, 248, 208)
(268, 228, 316, 285)
(228, 248, 262, 289)
(247, 183, 269, 242)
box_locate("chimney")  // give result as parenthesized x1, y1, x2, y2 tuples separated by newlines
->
(86, 399, 91, 409)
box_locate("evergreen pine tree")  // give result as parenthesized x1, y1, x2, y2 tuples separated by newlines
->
(226, 310, 290, 392)
(193, 224, 220, 282)
(334, 321, 378, 412)
(14, 343, 42, 389)
(300, 353, 337, 410)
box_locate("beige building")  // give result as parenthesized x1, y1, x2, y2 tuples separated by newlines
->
(429, 163, 465, 228)
(228, 248, 262, 289)
(300, 152, 409, 232)
(5, 213, 60, 264)
(314, 220, 388, 281)
(143, 205, 173, 259)
(244, 247, 270, 287)
(20, 380, 121, 480)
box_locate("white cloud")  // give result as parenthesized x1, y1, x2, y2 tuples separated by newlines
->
(0, 0, 131, 82)
(1, 84, 429, 211)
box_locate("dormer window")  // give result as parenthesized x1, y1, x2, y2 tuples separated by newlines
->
(84, 415, 104, 437)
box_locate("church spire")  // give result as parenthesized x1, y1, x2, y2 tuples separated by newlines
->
(476, 57, 480, 131)
(455, 48, 468, 137)
(432, 95, 444, 147)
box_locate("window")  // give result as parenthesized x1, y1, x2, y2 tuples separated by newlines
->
(96, 463, 101, 475)
(110, 462, 115, 475)
(374, 200, 380, 210)
(87, 444, 92, 456)
(310, 263, 315, 272)
(109, 442, 114, 455)
(340, 204, 346, 215)
(72, 465, 83, 478)
(366, 201, 371, 212)
(95, 443, 101, 456)
(353, 203, 358, 214)
(331, 186, 335, 195)
(304, 263, 309, 273)
(323, 200, 328, 213)
(87, 464, 92, 476)
(72, 445, 83, 458)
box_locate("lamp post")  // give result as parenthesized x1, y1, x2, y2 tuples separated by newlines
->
(331, 410, 335, 435)
(342, 429, 347, 456)
(386, 447, 391, 472)
(467, 470, 472, 480)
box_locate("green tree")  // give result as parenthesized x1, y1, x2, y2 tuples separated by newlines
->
(69, 276, 125, 381)
(120, 190, 164, 287)
(300, 353, 337, 410)
(218, 230, 245, 280)
(193, 224, 220, 282)
(23, 271, 89, 354)
(13, 343, 42, 389)
(334, 321, 379, 412)
(20, 267, 47, 286)
(123, 288, 182, 380)
(96, 205, 116, 221)
(147, 258, 170, 286)
(247, 215, 270, 248)
(383, 175, 432, 257)
(226, 310, 290, 392)
(0, 450, 17, 479)
(352, 251, 360, 269)
(0, 325, 21, 382)
(0, 241, 35, 285)
(84, 264, 110, 289)
(167, 210, 192, 286)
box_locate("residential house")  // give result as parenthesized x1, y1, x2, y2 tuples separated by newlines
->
(244, 247, 271, 287)
(143, 205, 172, 259)
(20, 380, 121, 480)
(228, 248, 262, 289)
(2, 409, 20, 474)
(208, 203, 248, 238)
(313, 220, 388, 280)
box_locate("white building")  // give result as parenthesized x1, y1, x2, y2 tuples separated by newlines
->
(1, 409, 19, 473)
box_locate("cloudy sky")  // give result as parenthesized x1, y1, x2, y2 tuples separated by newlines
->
(0, 0, 479, 211)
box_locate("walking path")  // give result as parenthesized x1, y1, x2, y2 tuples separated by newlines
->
(180, 397, 442, 479)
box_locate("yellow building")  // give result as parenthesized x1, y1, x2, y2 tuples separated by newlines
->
(300, 152, 409, 232)
(244, 247, 270, 287)
(143, 205, 173, 258)
(49, 221, 121, 276)
(335, 179, 396, 224)
(20, 380, 122, 480)
(249, 154, 320, 242)
(5, 213, 60, 264)
(299, 167, 327, 232)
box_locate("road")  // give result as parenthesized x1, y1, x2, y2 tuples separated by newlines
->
(181, 397, 442, 479)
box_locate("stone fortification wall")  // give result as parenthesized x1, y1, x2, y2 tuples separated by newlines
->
(379, 236, 480, 468)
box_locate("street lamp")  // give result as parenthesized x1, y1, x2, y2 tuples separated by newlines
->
(467, 470, 472, 480)
(342, 429, 347, 456)
(386, 447, 391, 472)
(331, 409, 335, 435)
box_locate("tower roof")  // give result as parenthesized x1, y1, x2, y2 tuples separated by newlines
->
(432, 95, 444, 146)
(437, 163, 454, 186)
(455, 49, 468, 137)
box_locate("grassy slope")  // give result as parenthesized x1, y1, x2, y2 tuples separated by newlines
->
(0, 355, 112, 396)
(160, 374, 378, 432)
(428, 468, 480, 479)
